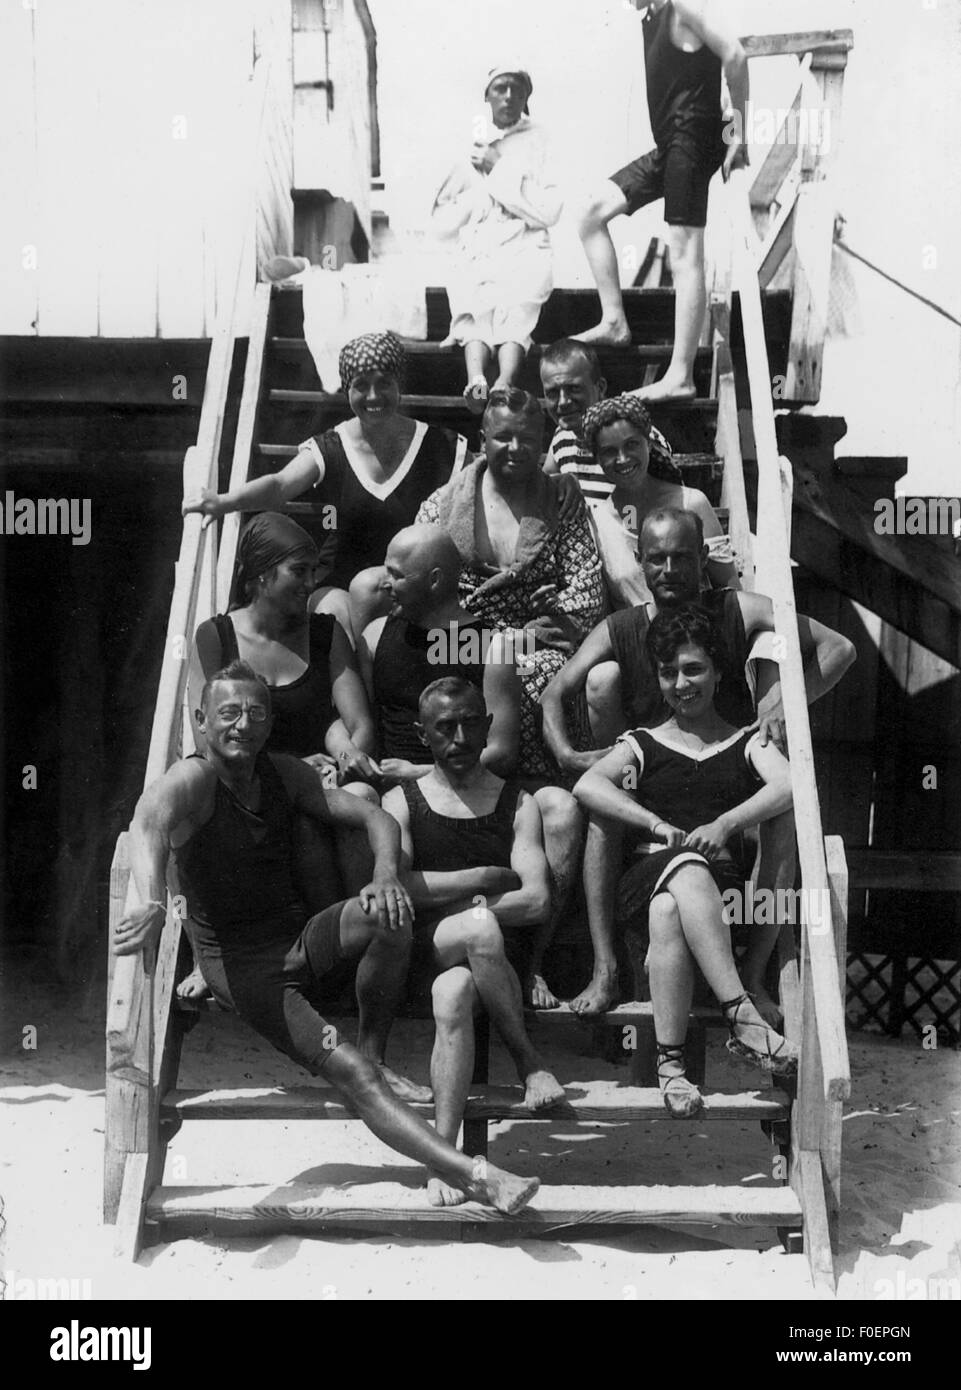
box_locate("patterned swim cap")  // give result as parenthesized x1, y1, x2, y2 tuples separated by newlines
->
(338, 331, 407, 394)
(581, 394, 681, 482)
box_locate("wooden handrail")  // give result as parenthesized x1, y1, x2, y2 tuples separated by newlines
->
(741, 30, 853, 60)
(105, 58, 274, 1235)
(726, 167, 850, 1103)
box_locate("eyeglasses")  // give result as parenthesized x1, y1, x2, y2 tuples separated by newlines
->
(216, 704, 269, 724)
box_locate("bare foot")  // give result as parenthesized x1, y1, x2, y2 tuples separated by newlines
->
(523, 1069, 566, 1112)
(573, 318, 632, 347)
(630, 376, 697, 404)
(465, 1157, 540, 1215)
(426, 1172, 468, 1207)
(464, 378, 489, 414)
(569, 966, 619, 1016)
(744, 984, 783, 1028)
(529, 972, 560, 1010)
(176, 966, 210, 1002)
(378, 1064, 433, 1104)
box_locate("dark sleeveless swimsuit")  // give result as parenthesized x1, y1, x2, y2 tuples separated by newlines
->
(401, 777, 532, 984)
(373, 616, 487, 762)
(302, 425, 464, 588)
(607, 589, 754, 729)
(205, 612, 337, 756)
(609, 1, 726, 227)
(175, 752, 348, 1072)
(612, 725, 760, 929)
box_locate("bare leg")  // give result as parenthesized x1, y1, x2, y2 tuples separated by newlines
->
(657, 862, 796, 1067)
(427, 967, 480, 1207)
(647, 892, 702, 1116)
(585, 660, 627, 746)
(348, 565, 392, 640)
(323, 1043, 539, 1213)
(573, 181, 633, 346)
(492, 341, 526, 391)
(433, 907, 565, 1110)
(529, 786, 583, 1009)
(630, 225, 702, 402)
(338, 899, 432, 1103)
(570, 814, 621, 1015)
(741, 810, 796, 1024)
(464, 340, 492, 413)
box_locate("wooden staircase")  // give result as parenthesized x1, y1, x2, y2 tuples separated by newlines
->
(105, 32, 854, 1289)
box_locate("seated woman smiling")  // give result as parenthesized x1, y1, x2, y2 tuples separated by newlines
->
(573, 604, 797, 1117)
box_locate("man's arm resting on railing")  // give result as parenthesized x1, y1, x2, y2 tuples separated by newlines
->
(741, 592, 857, 737)
(113, 760, 211, 956)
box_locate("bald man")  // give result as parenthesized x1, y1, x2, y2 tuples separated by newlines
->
(360, 524, 583, 1010)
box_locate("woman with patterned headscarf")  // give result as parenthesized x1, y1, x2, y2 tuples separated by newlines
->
(183, 330, 469, 640)
(431, 61, 562, 412)
(580, 394, 739, 607)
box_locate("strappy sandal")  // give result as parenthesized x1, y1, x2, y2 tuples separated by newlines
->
(720, 991, 798, 1076)
(656, 1042, 704, 1118)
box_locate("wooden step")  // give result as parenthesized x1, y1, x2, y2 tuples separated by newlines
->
(268, 388, 719, 415)
(265, 338, 716, 401)
(269, 284, 794, 355)
(534, 1001, 729, 1028)
(147, 1180, 802, 1235)
(162, 1080, 790, 1123)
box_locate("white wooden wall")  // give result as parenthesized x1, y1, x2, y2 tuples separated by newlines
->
(0, 0, 294, 339)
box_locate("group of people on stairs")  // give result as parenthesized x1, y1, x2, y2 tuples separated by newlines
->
(113, 10, 857, 1214)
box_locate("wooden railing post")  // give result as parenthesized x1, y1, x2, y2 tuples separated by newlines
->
(784, 48, 849, 403)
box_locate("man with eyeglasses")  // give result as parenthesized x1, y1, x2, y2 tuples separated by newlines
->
(111, 658, 540, 1214)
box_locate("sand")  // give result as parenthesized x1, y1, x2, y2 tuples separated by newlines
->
(1, 982, 958, 1302)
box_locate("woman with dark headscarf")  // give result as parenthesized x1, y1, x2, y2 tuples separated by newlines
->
(183, 331, 469, 640)
(581, 394, 739, 606)
(193, 512, 377, 780)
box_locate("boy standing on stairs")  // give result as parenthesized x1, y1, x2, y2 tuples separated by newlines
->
(573, 0, 749, 402)
(382, 677, 566, 1207)
(112, 659, 540, 1216)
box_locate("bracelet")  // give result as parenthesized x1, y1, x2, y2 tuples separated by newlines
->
(144, 899, 167, 915)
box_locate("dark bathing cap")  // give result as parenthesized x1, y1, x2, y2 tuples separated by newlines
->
(237, 512, 319, 590)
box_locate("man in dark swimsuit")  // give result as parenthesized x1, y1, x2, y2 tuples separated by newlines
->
(362, 522, 584, 1012)
(382, 677, 565, 1207)
(540, 507, 857, 1014)
(112, 659, 540, 1215)
(573, 0, 749, 404)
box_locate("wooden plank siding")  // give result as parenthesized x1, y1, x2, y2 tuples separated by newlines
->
(1, 0, 295, 340)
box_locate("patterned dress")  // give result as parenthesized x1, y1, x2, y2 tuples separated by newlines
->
(417, 462, 605, 779)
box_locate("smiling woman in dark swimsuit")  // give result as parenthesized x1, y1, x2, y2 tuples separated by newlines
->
(573, 604, 797, 1118)
(182, 331, 469, 643)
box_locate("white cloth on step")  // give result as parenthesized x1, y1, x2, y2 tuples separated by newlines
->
(299, 263, 429, 392)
